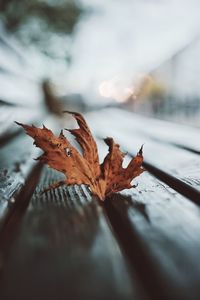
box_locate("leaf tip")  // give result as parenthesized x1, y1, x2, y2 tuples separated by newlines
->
(15, 121, 23, 126)
(63, 110, 79, 117)
(138, 144, 144, 156)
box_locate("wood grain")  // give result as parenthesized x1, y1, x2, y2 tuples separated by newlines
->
(85, 137, 200, 300)
(1, 108, 200, 300)
(86, 109, 200, 202)
(0, 167, 146, 300)
(104, 169, 200, 300)
(0, 133, 41, 229)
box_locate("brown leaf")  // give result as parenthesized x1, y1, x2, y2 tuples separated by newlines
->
(16, 112, 144, 200)
(64, 111, 101, 179)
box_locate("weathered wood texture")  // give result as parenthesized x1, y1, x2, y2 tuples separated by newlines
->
(0, 133, 40, 229)
(95, 137, 200, 300)
(0, 106, 200, 300)
(0, 115, 62, 228)
(87, 109, 200, 203)
(105, 171, 200, 300)
(0, 167, 146, 300)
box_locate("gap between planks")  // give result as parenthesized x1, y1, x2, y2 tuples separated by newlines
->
(0, 113, 199, 299)
(0, 167, 146, 300)
(86, 111, 200, 205)
(103, 172, 200, 300)
(96, 138, 200, 300)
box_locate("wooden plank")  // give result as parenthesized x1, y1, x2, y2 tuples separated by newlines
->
(0, 115, 57, 228)
(93, 138, 200, 300)
(103, 169, 200, 300)
(0, 133, 40, 229)
(86, 110, 200, 203)
(99, 108, 200, 154)
(0, 167, 146, 300)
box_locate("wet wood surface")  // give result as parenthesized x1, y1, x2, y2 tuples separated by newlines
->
(0, 106, 200, 300)
(87, 109, 200, 203)
(105, 171, 200, 300)
(96, 137, 200, 300)
(102, 108, 200, 154)
(0, 167, 146, 300)
(0, 134, 40, 229)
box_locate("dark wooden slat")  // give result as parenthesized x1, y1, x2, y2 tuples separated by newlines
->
(0, 115, 61, 229)
(0, 167, 146, 300)
(87, 111, 200, 202)
(92, 139, 200, 300)
(0, 133, 41, 229)
(104, 169, 200, 300)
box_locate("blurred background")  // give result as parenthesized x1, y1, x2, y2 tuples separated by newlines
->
(0, 0, 200, 126)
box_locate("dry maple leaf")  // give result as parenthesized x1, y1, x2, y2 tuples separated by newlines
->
(16, 111, 144, 200)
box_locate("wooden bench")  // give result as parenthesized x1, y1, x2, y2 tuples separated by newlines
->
(0, 35, 200, 300)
